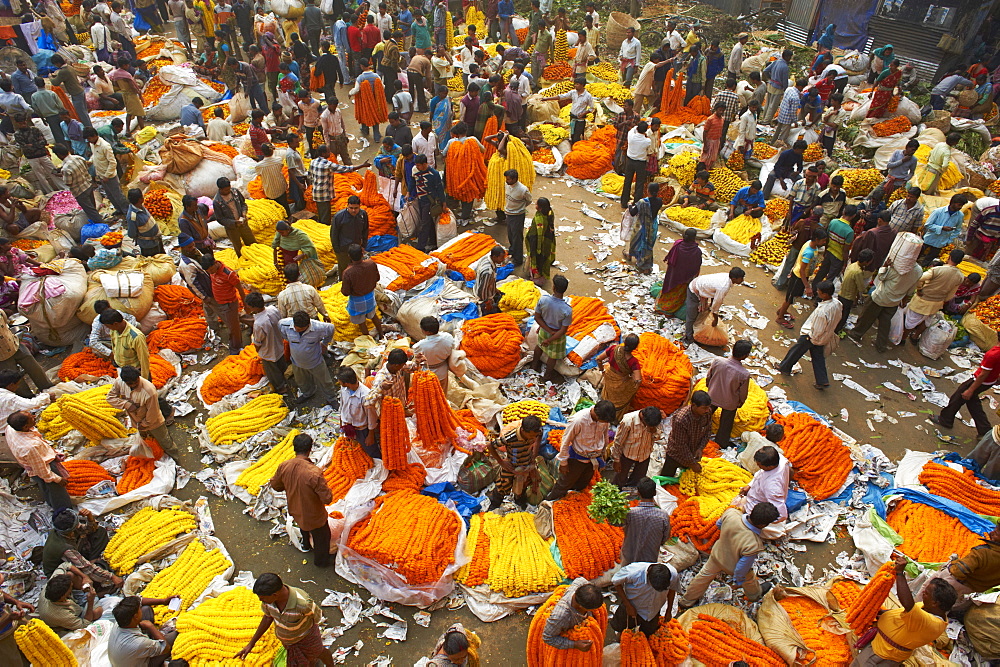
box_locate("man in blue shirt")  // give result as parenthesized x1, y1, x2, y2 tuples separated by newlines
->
(920, 195, 967, 266)
(498, 0, 517, 46)
(762, 48, 791, 123)
(397, 4, 413, 48)
(763, 140, 806, 198)
(413, 153, 445, 252)
(279, 311, 337, 405)
(179, 97, 206, 132)
(11, 61, 36, 103)
(728, 180, 765, 219)
(333, 12, 353, 84)
(610, 562, 680, 637)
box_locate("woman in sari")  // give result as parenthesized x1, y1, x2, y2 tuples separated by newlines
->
(867, 44, 896, 83)
(867, 60, 902, 118)
(429, 84, 453, 151)
(525, 197, 555, 281)
(474, 90, 504, 140)
(373, 137, 400, 177)
(596, 333, 643, 421)
(816, 24, 835, 53)
(272, 220, 325, 287)
(657, 227, 703, 315)
(627, 181, 663, 274)
(428, 623, 481, 667)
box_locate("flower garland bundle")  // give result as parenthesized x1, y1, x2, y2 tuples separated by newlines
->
(484, 511, 565, 597)
(105, 507, 197, 573)
(355, 78, 389, 127)
(324, 436, 374, 501)
(382, 461, 426, 493)
(445, 138, 488, 203)
(117, 456, 156, 494)
(456, 512, 492, 586)
(631, 332, 693, 414)
(485, 136, 535, 210)
(918, 461, 1000, 516)
(837, 168, 884, 198)
(501, 399, 551, 424)
(455, 409, 488, 438)
(318, 282, 381, 342)
(14, 618, 77, 667)
(765, 198, 791, 221)
(58, 386, 126, 443)
(247, 199, 289, 242)
(771, 412, 853, 500)
(207, 142, 240, 158)
(589, 124, 619, 152)
(671, 498, 722, 551)
(215, 245, 285, 295)
(829, 579, 861, 612)
(497, 278, 541, 322)
(664, 205, 713, 229)
(292, 219, 338, 269)
(144, 538, 233, 624)
(548, 428, 563, 451)
(749, 229, 792, 266)
(709, 165, 750, 203)
(201, 345, 265, 404)
(649, 618, 689, 666)
(346, 490, 462, 584)
(621, 628, 656, 666)
(58, 347, 115, 381)
(431, 232, 497, 280)
(99, 231, 123, 247)
(173, 586, 281, 667)
(154, 284, 203, 318)
(62, 459, 114, 496)
(666, 150, 698, 186)
(234, 429, 299, 496)
(371, 245, 439, 291)
(526, 584, 607, 667)
(552, 490, 624, 579)
(380, 397, 411, 471)
(563, 140, 613, 180)
(147, 317, 208, 353)
(149, 353, 176, 389)
(11, 238, 47, 251)
(143, 188, 174, 219)
(412, 370, 462, 452)
(460, 313, 524, 378)
(565, 296, 620, 366)
(688, 614, 784, 666)
(720, 214, 764, 245)
(655, 96, 713, 126)
(482, 116, 502, 161)
(727, 150, 745, 170)
(692, 378, 769, 438)
(206, 393, 289, 446)
(872, 115, 912, 137)
(678, 457, 752, 522)
(658, 70, 683, 114)
(330, 171, 397, 237)
(846, 562, 896, 635)
(886, 499, 984, 563)
(37, 384, 110, 440)
(802, 143, 825, 161)
(778, 595, 851, 665)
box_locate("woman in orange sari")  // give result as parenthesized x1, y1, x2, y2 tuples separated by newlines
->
(596, 333, 643, 421)
(867, 60, 902, 119)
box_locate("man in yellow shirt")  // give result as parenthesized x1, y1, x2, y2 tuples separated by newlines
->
(100, 309, 150, 380)
(856, 553, 955, 665)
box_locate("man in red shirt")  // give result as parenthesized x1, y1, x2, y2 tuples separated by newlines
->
(361, 15, 381, 62)
(248, 108, 269, 158)
(932, 343, 1000, 438)
(346, 17, 364, 78)
(199, 254, 247, 355)
(261, 32, 282, 103)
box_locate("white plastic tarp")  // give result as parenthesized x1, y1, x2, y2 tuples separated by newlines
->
(145, 65, 224, 122)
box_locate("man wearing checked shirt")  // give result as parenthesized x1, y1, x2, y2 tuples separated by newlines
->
(307, 144, 370, 225)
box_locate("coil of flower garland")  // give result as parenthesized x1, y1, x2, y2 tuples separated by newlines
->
(456, 512, 492, 587)
(886, 499, 985, 563)
(380, 397, 411, 471)
(526, 584, 607, 667)
(58, 347, 116, 381)
(37, 384, 110, 441)
(445, 137, 488, 203)
(57, 386, 126, 443)
(483, 512, 565, 597)
(14, 618, 77, 667)
(430, 232, 497, 280)
(671, 497, 722, 551)
(173, 586, 281, 666)
(371, 245, 440, 291)
(649, 618, 689, 666)
(117, 456, 157, 494)
(563, 139, 613, 180)
(215, 245, 284, 295)
(501, 399, 551, 425)
(234, 429, 299, 496)
(771, 412, 853, 500)
(688, 614, 784, 666)
(148, 353, 177, 389)
(147, 316, 208, 353)
(777, 594, 852, 664)
(383, 460, 426, 493)
(154, 284, 203, 318)
(324, 436, 374, 501)
(62, 459, 115, 496)
(497, 278, 541, 322)
(104, 507, 197, 573)
(460, 313, 524, 378)
(205, 393, 289, 446)
(828, 579, 861, 612)
(200, 345, 265, 404)
(412, 370, 463, 454)
(143, 538, 233, 623)
(552, 489, 624, 579)
(630, 332, 693, 414)
(917, 461, 1000, 516)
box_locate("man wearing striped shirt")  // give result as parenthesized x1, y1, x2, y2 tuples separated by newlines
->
(240, 574, 334, 665)
(255, 142, 289, 214)
(611, 407, 663, 488)
(308, 145, 369, 225)
(53, 143, 102, 224)
(621, 477, 671, 566)
(546, 400, 616, 501)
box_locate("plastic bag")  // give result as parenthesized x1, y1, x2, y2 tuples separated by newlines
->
(228, 91, 250, 123)
(398, 199, 419, 238)
(888, 307, 905, 346)
(692, 310, 730, 348)
(660, 537, 700, 570)
(619, 208, 635, 244)
(918, 317, 956, 359)
(437, 207, 457, 245)
(456, 451, 497, 494)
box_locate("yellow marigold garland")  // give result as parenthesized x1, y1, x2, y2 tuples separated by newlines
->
(104, 507, 197, 574)
(14, 618, 77, 666)
(173, 586, 281, 666)
(484, 512, 564, 597)
(234, 429, 299, 496)
(143, 538, 233, 624)
(205, 393, 289, 446)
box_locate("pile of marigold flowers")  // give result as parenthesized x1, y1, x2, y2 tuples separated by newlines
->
(483, 512, 565, 597)
(802, 143, 825, 161)
(772, 412, 852, 500)
(919, 460, 1000, 515)
(689, 613, 784, 665)
(63, 459, 114, 496)
(58, 347, 115, 381)
(753, 142, 778, 159)
(149, 353, 176, 389)
(104, 507, 197, 573)
(887, 499, 984, 562)
(324, 436, 373, 501)
(552, 489, 623, 579)
(630, 332, 692, 413)
(456, 512, 492, 587)
(412, 370, 463, 454)
(200, 345, 265, 404)
(173, 586, 281, 666)
(38, 384, 109, 440)
(679, 457, 752, 521)
(15, 618, 76, 667)
(99, 231, 123, 247)
(145, 538, 233, 623)
(972, 294, 1000, 329)
(117, 455, 156, 494)
(542, 63, 572, 79)
(371, 245, 439, 291)
(430, 232, 497, 280)
(829, 578, 861, 611)
(693, 377, 769, 436)
(460, 313, 524, 378)
(502, 399, 551, 424)
(58, 385, 126, 442)
(779, 594, 852, 664)
(649, 618, 689, 665)
(206, 393, 288, 446)
(765, 197, 791, 221)
(382, 460, 426, 493)
(563, 139, 613, 180)
(621, 628, 656, 665)
(565, 296, 620, 366)
(531, 146, 555, 164)
(671, 497, 722, 550)
(144, 189, 175, 219)
(846, 561, 895, 635)
(727, 150, 745, 170)
(234, 429, 298, 496)
(207, 142, 239, 158)
(346, 490, 462, 585)
(154, 284, 203, 318)
(11, 238, 46, 251)
(497, 278, 541, 322)
(527, 584, 606, 667)
(147, 316, 207, 353)
(216, 245, 285, 295)
(872, 115, 913, 137)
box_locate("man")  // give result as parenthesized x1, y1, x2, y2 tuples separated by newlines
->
(886, 186, 925, 234)
(473, 245, 506, 314)
(170, 0, 192, 53)
(813, 203, 856, 288)
(541, 578, 605, 652)
(50, 53, 92, 127)
(99, 309, 150, 379)
(206, 107, 233, 142)
(39, 565, 103, 631)
(763, 49, 792, 123)
(6, 411, 70, 511)
(736, 446, 791, 539)
(546, 400, 616, 501)
(108, 596, 176, 666)
(771, 76, 806, 146)
(413, 153, 445, 252)
(620, 121, 651, 210)
(412, 315, 454, 390)
(270, 433, 333, 566)
(238, 573, 334, 665)
(684, 43, 707, 105)
(486, 414, 541, 509)
(851, 209, 897, 270)
(728, 180, 765, 219)
(853, 553, 956, 666)
(901, 248, 965, 343)
(706, 339, 752, 446)
(85, 126, 129, 216)
(12, 113, 62, 194)
(763, 139, 806, 198)
(380, 31, 403, 100)
(340, 365, 379, 456)
(88, 300, 139, 360)
(929, 70, 973, 111)
(320, 97, 351, 166)
(340, 244, 384, 338)
(611, 562, 679, 637)
(108, 365, 176, 453)
(31, 77, 66, 146)
(848, 250, 923, 353)
(530, 274, 573, 383)
(0, 304, 50, 396)
(384, 112, 412, 149)
(775, 226, 829, 328)
(364, 348, 412, 425)
(679, 503, 779, 608)
(728, 32, 748, 76)
(212, 177, 256, 257)
(42, 507, 117, 590)
(777, 280, 841, 389)
(926, 132, 960, 195)
(712, 77, 741, 144)
(331, 195, 369, 276)
(783, 165, 820, 228)
(52, 143, 101, 224)
(301, 0, 324, 56)
(611, 407, 663, 488)
(619, 27, 641, 87)
(311, 146, 369, 226)
(926, 525, 1000, 598)
(125, 189, 163, 257)
(932, 341, 1000, 438)
(277, 264, 327, 322)
(179, 96, 206, 133)
(661, 390, 714, 477)
(244, 292, 289, 396)
(256, 142, 290, 213)
(11, 60, 36, 103)
(621, 477, 671, 566)
(280, 311, 336, 405)
(541, 76, 595, 145)
(738, 423, 785, 473)
(407, 48, 432, 113)
(200, 254, 246, 354)
(919, 195, 966, 267)
(734, 98, 759, 158)
(502, 169, 532, 265)
(683, 268, 745, 345)
(874, 139, 920, 206)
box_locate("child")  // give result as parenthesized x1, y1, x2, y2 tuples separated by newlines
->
(776, 226, 829, 328)
(391, 79, 413, 122)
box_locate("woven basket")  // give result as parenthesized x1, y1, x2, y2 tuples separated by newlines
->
(925, 110, 952, 134)
(968, 170, 994, 191)
(606, 12, 640, 53)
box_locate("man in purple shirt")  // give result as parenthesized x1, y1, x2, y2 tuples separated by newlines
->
(705, 339, 751, 446)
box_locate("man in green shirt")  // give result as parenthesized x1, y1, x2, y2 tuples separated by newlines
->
(49, 54, 92, 128)
(101, 309, 151, 380)
(30, 77, 66, 145)
(812, 203, 858, 290)
(532, 18, 554, 87)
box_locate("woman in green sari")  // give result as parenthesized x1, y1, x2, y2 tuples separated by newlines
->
(525, 197, 556, 281)
(272, 221, 325, 288)
(474, 90, 505, 140)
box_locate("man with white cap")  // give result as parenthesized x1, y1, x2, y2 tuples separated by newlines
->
(728, 33, 748, 77)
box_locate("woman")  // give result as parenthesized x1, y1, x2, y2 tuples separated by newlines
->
(0, 187, 42, 238)
(194, 0, 217, 50)
(373, 137, 400, 178)
(657, 227, 703, 314)
(89, 65, 123, 110)
(473, 89, 504, 141)
(525, 197, 555, 281)
(109, 59, 145, 134)
(429, 84, 453, 151)
(867, 60, 902, 119)
(816, 24, 836, 53)
(627, 181, 663, 274)
(868, 44, 896, 84)
(272, 220, 325, 287)
(429, 623, 480, 667)
(596, 333, 643, 421)
(0, 238, 37, 313)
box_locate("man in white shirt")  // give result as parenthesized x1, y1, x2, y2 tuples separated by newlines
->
(338, 366, 378, 458)
(206, 107, 234, 141)
(683, 268, 746, 345)
(728, 32, 748, 76)
(620, 120, 651, 209)
(777, 280, 841, 388)
(610, 562, 680, 637)
(412, 120, 437, 168)
(540, 77, 595, 145)
(619, 27, 641, 86)
(547, 400, 616, 500)
(735, 445, 791, 538)
(412, 316, 454, 390)
(666, 21, 685, 53)
(84, 126, 128, 215)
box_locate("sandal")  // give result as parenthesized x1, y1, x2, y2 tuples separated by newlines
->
(776, 317, 795, 329)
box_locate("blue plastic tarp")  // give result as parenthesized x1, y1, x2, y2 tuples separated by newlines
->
(829, 471, 893, 515)
(421, 482, 485, 526)
(416, 276, 446, 298)
(786, 488, 809, 514)
(883, 488, 997, 535)
(813, 0, 879, 52)
(366, 234, 398, 254)
(80, 223, 111, 244)
(439, 302, 479, 322)
(36, 30, 56, 52)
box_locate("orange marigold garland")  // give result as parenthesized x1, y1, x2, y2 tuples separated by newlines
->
(200, 345, 265, 404)
(323, 436, 374, 502)
(58, 348, 115, 381)
(143, 189, 174, 219)
(918, 461, 1000, 516)
(482, 115, 502, 162)
(380, 397, 411, 471)
(346, 490, 462, 585)
(621, 628, 656, 666)
(383, 461, 427, 493)
(117, 456, 156, 494)
(671, 498, 721, 551)
(63, 459, 115, 496)
(148, 354, 177, 389)
(630, 332, 693, 414)
(454, 409, 488, 438)
(526, 584, 607, 667)
(846, 562, 895, 635)
(563, 139, 613, 180)
(871, 115, 912, 137)
(829, 579, 861, 612)
(565, 296, 621, 366)
(552, 490, 623, 579)
(460, 313, 524, 378)
(444, 138, 487, 202)
(147, 317, 208, 353)
(886, 499, 985, 563)
(772, 412, 852, 500)
(411, 370, 462, 453)
(430, 232, 497, 280)
(649, 618, 689, 666)
(688, 614, 784, 666)
(154, 284, 203, 318)
(354, 78, 389, 127)
(371, 245, 439, 291)
(778, 595, 852, 665)
(455, 512, 491, 587)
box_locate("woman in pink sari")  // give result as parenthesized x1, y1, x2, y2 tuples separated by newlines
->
(867, 60, 902, 119)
